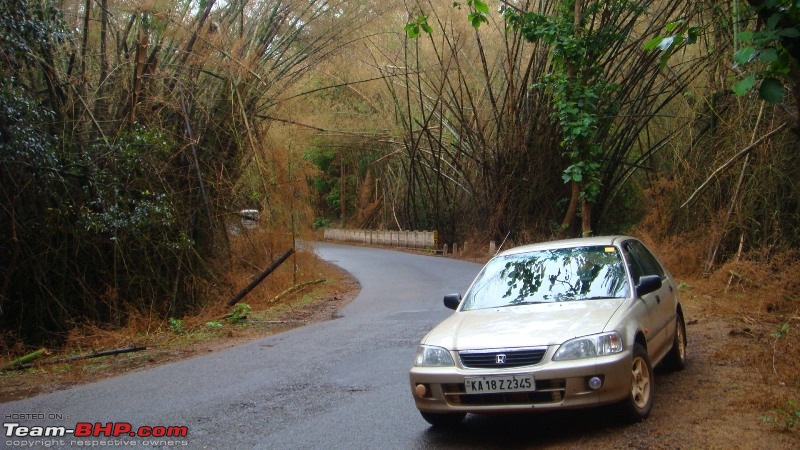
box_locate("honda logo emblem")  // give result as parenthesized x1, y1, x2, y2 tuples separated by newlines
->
(496, 354, 506, 364)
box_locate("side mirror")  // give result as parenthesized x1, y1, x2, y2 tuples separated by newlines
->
(443, 293, 462, 310)
(636, 275, 662, 297)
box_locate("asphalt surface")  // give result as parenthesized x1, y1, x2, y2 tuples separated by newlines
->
(1, 243, 490, 449)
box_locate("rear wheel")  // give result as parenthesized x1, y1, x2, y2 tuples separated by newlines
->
(621, 343, 654, 422)
(664, 312, 687, 371)
(419, 411, 466, 427)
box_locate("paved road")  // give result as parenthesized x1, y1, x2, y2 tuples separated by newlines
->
(1, 243, 487, 449)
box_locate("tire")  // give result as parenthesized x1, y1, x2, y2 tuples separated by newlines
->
(621, 343, 654, 422)
(419, 411, 466, 427)
(663, 312, 687, 371)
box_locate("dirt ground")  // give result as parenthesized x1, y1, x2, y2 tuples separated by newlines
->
(608, 293, 799, 449)
(1, 249, 798, 448)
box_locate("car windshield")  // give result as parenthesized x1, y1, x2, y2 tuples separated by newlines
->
(460, 245, 630, 311)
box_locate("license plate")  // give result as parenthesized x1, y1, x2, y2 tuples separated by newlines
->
(464, 374, 535, 394)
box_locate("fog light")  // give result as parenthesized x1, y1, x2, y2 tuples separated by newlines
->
(415, 384, 428, 397)
(588, 376, 603, 390)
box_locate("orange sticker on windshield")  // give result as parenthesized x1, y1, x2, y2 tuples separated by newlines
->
(604, 247, 616, 253)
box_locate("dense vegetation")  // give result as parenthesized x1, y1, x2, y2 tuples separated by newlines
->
(1, 0, 798, 345)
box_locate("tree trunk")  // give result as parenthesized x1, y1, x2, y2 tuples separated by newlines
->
(581, 196, 592, 237)
(557, 1, 584, 240)
(130, 20, 148, 124)
(96, 0, 108, 123)
(557, 181, 581, 238)
(80, 0, 91, 75)
(340, 152, 346, 225)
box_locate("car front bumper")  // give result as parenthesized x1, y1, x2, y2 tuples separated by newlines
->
(409, 348, 632, 414)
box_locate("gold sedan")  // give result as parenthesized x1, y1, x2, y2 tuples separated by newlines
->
(409, 236, 687, 426)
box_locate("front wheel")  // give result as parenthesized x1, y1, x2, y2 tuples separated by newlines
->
(419, 411, 466, 427)
(664, 312, 687, 371)
(620, 343, 654, 422)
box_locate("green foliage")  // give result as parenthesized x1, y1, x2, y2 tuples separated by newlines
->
(0, 0, 65, 69)
(732, 1, 799, 104)
(772, 323, 791, 339)
(643, 19, 701, 68)
(205, 321, 223, 330)
(449, 1, 491, 29)
(762, 399, 799, 431)
(0, 81, 57, 169)
(168, 318, 184, 334)
(505, 1, 635, 205)
(647, 1, 799, 104)
(759, 77, 786, 103)
(78, 126, 190, 251)
(732, 75, 757, 96)
(325, 186, 342, 210)
(227, 303, 251, 323)
(405, 15, 432, 38)
(305, 144, 342, 217)
(0, 1, 223, 343)
(0, 1, 60, 168)
(304, 136, 383, 224)
(313, 217, 331, 229)
(467, 0, 490, 29)
(395, 0, 707, 239)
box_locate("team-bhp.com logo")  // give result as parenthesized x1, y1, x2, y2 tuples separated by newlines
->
(4, 422, 188, 438)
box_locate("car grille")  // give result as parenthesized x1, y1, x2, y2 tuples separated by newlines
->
(459, 348, 547, 368)
(441, 379, 567, 406)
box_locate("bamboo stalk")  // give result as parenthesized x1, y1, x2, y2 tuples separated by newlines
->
(226, 248, 295, 306)
(2, 348, 49, 370)
(269, 279, 326, 305)
(3, 347, 147, 371)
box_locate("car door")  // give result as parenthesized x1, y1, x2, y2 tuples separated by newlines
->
(622, 240, 676, 359)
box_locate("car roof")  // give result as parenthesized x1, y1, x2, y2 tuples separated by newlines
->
(496, 235, 637, 258)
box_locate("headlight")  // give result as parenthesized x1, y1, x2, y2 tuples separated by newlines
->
(553, 332, 623, 361)
(414, 345, 455, 367)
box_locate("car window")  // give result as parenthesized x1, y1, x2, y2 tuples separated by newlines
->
(460, 246, 630, 311)
(626, 241, 665, 279)
(623, 241, 666, 286)
(622, 246, 643, 283)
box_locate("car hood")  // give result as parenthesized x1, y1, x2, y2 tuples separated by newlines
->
(422, 300, 625, 350)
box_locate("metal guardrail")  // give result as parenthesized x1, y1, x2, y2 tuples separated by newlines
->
(323, 229, 438, 250)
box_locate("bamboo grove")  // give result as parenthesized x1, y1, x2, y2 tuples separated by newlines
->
(0, 0, 381, 343)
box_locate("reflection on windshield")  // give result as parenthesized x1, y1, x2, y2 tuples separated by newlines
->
(461, 246, 630, 311)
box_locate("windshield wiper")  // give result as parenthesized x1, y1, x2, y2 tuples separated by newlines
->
(581, 295, 623, 300)
(498, 301, 548, 308)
